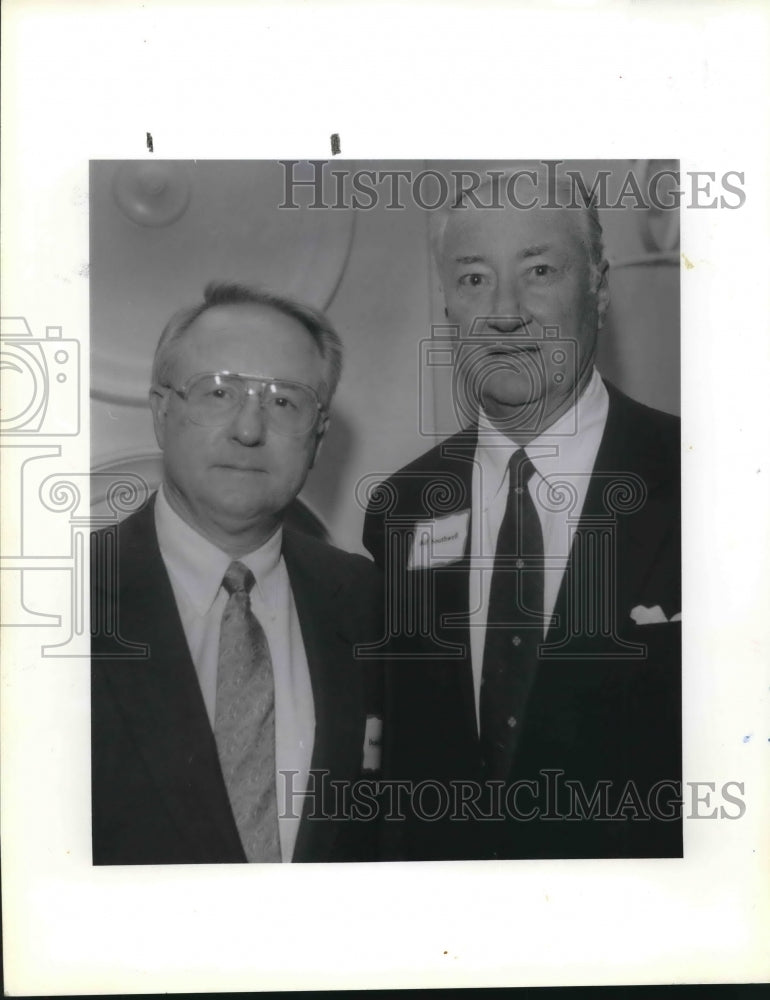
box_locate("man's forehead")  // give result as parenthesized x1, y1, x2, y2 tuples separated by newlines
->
(172, 301, 323, 381)
(441, 205, 586, 260)
(191, 302, 302, 336)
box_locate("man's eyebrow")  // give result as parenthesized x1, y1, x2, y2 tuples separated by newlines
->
(453, 245, 558, 264)
(520, 244, 552, 259)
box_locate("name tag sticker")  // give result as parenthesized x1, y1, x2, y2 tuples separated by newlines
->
(362, 714, 382, 772)
(407, 510, 470, 570)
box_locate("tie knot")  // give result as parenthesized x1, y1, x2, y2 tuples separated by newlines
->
(509, 449, 536, 490)
(222, 560, 256, 597)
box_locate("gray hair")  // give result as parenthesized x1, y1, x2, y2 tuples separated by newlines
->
(151, 281, 344, 405)
(430, 165, 607, 288)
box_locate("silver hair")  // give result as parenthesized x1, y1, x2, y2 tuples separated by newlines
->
(430, 166, 607, 287)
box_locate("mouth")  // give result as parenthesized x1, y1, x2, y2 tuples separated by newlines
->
(484, 343, 540, 356)
(216, 464, 266, 474)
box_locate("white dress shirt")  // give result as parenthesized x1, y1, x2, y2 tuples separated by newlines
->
(469, 368, 609, 729)
(154, 487, 315, 863)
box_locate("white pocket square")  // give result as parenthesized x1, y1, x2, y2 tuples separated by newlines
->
(630, 604, 681, 625)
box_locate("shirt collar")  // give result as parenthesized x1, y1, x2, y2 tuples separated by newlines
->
(154, 486, 283, 616)
(475, 368, 608, 505)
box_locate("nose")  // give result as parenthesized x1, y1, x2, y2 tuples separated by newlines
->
(229, 392, 267, 445)
(486, 281, 527, 334)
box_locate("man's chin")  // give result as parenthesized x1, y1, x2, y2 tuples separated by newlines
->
(215, 497, 274, 523)
(478, 365, 547, 403)
(480, 389, 543, 418)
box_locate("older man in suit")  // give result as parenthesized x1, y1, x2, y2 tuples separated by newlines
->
(92, 281, 382, 864)
(364, 167, 682, 860)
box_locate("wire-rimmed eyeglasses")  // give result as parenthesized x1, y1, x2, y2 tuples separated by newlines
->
(160, 371, 325, 435)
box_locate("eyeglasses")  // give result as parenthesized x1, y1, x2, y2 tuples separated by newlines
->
(162, 372, 324, 434)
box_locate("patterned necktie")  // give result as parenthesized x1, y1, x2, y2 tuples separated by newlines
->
(214, 561, 281, 862)
(480, 449, 544, 780)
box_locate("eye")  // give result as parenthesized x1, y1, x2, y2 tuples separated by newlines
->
(458, 273, 488, 288)
(200, 386, 229, 401)
(530, 264, 555, 278)
(272, 395, 298, 411)
(198, 380, 241, 405)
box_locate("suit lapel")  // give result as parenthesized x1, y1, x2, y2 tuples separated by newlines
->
(402, 395, 677, 757)
(101, 500, 245, 861)
(548, 382, 677, 651)
(282, 531, 368, 862)
(423, 431, 479, 738)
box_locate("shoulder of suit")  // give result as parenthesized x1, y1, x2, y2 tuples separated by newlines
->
(602, 379, 680, 428)
(283, 528, 381, 582)
(363, 427, 475, 515)
(90, 497, 161, 603)
(91, 494, 156, 541)
(607, 381, 679, 427)
(604, 381, 680, 459)
(388, 426, 476, 478)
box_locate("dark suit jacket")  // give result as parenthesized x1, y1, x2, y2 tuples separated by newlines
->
(92, 496, 383, 865)
(363, 382, 682, 860)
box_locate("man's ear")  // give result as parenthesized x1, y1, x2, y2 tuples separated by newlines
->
(149, 385, 169, 450)
(308, 414, 330, 470)
(595, 259, 611, 329)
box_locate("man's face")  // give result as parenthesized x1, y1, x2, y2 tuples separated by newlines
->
(439, 203, 609, 433)
(151, 303, 327, 553)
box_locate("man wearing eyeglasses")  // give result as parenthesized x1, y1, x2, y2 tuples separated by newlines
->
(92, 282, 383, 865)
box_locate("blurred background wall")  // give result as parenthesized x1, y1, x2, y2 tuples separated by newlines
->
(90, 159, 679, 554)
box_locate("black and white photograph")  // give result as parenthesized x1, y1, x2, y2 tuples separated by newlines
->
(90, 158, 684, 866)
(2, 1, 768, 994)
